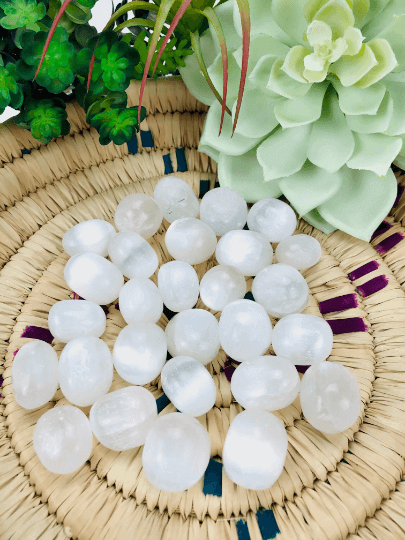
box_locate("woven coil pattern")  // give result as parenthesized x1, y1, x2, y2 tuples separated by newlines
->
(1, 77, 405, 540)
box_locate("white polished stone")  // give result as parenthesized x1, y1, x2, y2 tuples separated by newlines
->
(276, 234, 321, 270)
(300, 362, 361, 434)
(199, 265, 246, 311)
(247, 198, 296, 242)
(113, 322, 167, 384)
(153, 176, 200, 223)
(33, 405, 93, 474)
(222, 409, 288, 490)
(62, 219, 116, 257)
(90, 386, 158, 451)
(219, 299, 272, 361)
(166, 309, 220, 365)
(215, 230, 273, 277)
(158, 261, 199, 312)
(64, 252, 124, 305)
(59, 337, 113, 407)
(12, 341, 59, 410)
(108, 231, 159, 279)
(119, 278, 163, 324)
(142, 412, 211, 492)
(272, 314, 333, 365)
(252, 263, 309, 317)
(199, 187, 248, 236)
(114, 193, 163, 239)
(48, 300, 106, 343)
(231, 356, 300, 411)
(165, 218, 217, 265)
(161, 356, 217, 416)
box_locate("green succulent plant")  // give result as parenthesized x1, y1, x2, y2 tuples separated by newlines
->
(0, 0, 46, 32)
(88, 103, 146, 145)
(0, 61, 23, 113)
(19, 98, 70, 143)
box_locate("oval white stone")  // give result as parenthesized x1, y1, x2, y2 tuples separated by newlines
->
(119, 278, 163, 324)
(64, 252, 124, 305)
(161, 356, 217, 416)
(199, 187, 248, 236)
(33, 405, 93, 474)
(12, 341, 59, 409)
(90, 386, 158, 451)
(59, 336, 113, 407)
(158, 261, 199, 312)
(108, 231, 159, 279)
(62, 219, 116, 257)
(247, 198, 296, 242)
(114, 193, 163, 239)
(153, 176, 200, 223)
(199, 265, 247, 311)
(48, 300, 106, 343)
(276, 234, 321, 270)
(142, 412, 211, 492)
(165, 218, 217, 265)
(222, 409, 288, 490)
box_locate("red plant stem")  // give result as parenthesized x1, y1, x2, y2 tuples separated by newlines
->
(232, 0, 250, 135)
(87, 40, 98, 92)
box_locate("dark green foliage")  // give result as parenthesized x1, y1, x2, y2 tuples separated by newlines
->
(17, 97, 70, 143)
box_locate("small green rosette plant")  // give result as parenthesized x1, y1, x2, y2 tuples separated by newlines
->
(180, 0, 405, 240)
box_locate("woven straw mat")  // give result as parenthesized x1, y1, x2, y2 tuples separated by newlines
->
(1, 76, 405, 540)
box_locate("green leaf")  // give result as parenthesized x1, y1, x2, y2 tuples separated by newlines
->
(0, 63, 23, 111)
(268, 58, 312, 99)
(373, 14, 405, 73)
(346, 132, 402, 176)
(0, 0, 46, 30)
(329, 43, 378, 86)
(231, 88, 279, 138)
(385, 79, 405, 136)
(89, 105, 145, 146)
(302, 208, 337, 234)
(354, 39, 398, 88)
(331, 78, 386, 115)
(345, 91, 393, 133)
(271, 0, 308, 46)
(274, 81, 328, 128)
(21, 97, 70, 143)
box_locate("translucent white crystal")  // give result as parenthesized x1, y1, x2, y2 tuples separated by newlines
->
(199, 265, 247, 311)
(161, 356, 217, 416)
(165, 309, 220, 365)
(272, 314, 333, 365)
(62, 219, 116, 257)
(153, 176, 200, 223)
(114, 193, 163, 239)
(231, 356, 300, 411)
(158, 261, 199, 312)
(215, 230, 273, 277)
(276, 234, 322, 270)
(142, 412, 211, 492)
(252, 263, 309, 317)
(108, 231, 159, 279)
(222, 409, 288, 490)
(64, 252, 124, 305)
(48, 300, 106, 343)
(165, 217, 217, 265)
(113, 322, 167, 384)
(33, 405, 93, 474)
(90, 386, 158, 451)
(59, 336, 113, 407)
(119, 278, 163, 324)
(12, 341, 59, 409)
(247, 198, 297, 242)
(219, 299, 272, 361)
(199, 187, 248, 236)
(300, 362, 361, 433)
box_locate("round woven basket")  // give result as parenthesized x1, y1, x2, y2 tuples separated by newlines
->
(1, 76, 405, 540)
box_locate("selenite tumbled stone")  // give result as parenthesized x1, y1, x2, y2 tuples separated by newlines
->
(247, 198, 297, 242)
(12, 341, 59, 409)
(153, 176, 200, 223)
(90, 386, 158, 451)
(276, 234, 322, 270)
(215, 230, 273, 276)
(114, 193, 163, 239)
(272, 314, 333, 365)
(64, 252, 124, 305)
(33, 405, 93, 474)
(158, 261, 199, 312)
(252, 263, 309, 317)
(199, 264, 247, 311)
(161, 356, 217, 416)
(142, 412, 211, 492)
(113, 322, 167, 384)
(165, 218, 217, 265)
(48, 300, 106, 343)
(108, 231, 159, 279)
(300, 362, 361, 434)
(59, 336, 113, 407)
(199, 187, 248, 236)
(231, 356, 300, 411)
(165, 309, 220, 365)
(222, 409, 288, 490)
(119, 278, 163, 324)
(219, 299, 272, 361)
(62, 219, 116, 257)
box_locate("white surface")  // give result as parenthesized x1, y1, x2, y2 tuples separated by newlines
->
(247, 198, 297, 242)
(119, 278, 163, 324)
(158, 261, 200, 312)
(62, 219, 116, 257)
(108, 230, 159, 279)
(276, 234, 322, 270)
(114, 193, 163, 239)
(215, 230, 273, 276)
(165, 217, 217, 265)
(48, 299, 106, 343)
(154, 176, 200, 223)
(199, 187, 248, 236)
(199, 264, 246, 311)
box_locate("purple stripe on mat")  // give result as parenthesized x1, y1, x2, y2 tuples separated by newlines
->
(375, 233, 404, 254)
(319, 294, 358, 314)
(348, 261, 379, 281)
(326, 318, 369, 335)
(21, 326, 54, 344)
(115, 302, 120, 310)
(356, 275, 389, 297)
(224, 365, 236, 382)
(0, 376, 3, 399)
(296, 365, 310, 374)
(371, 221, 392, 241)
(393, 184, 405, 208)
(13, 349, 19, 358)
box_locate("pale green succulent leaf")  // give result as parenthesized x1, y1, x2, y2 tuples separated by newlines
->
(373, 14, 405, 72)
(361, 0, 405, 40)
(208, 49, 249, 106)
(303, 0, 330, 23)
(209, 0, 240, 54)
(312, 0, 355, 39)
(269, 59, 312, 98)
(306, 20, 332, 46)
(304, 63, 330, 82)
(352, 0, 370, 24)
(346, 132, 402, 175)
(331, 78, 386, 114)
(354, 38, 398, 88)
(343, 26, 365, 55)
(231, 89, 280, 138)
(248, 54, 281, 97)
(281, 46, 312, 83)
(358, 0, 390, 28)
(394, 133, 405, 167)
(303, 208, 337, 234)
(233, 34, 290, 78)
(329, 44, 377, 86)
(271, 0, 309, 45)
(274, 80, 328, 127)
(385, 80, 405, 135)
(345, 91, 393, 133)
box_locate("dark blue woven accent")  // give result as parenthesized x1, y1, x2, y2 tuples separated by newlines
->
(257, 508, 280, 539)
(156, 393, 171, 413)
(21, 148, 31, 155)
(140, 130, 154, 147)
(166, 351, 172, 361)
(127, 136, 138, 154)
(175, 148, 187, 172)
(236, 520, 250, 540)
(163, 153, 174, 174)
(244, 292, 254, 301)
(203, 459, 223, 496)
(214, 181, 220, 188)
(199, 180, 210, 198)
(163, 304, 176, 321)
(243, 223, 249, 230)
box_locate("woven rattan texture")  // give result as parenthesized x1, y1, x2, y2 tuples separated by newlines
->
(1, 77, 405, 540)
